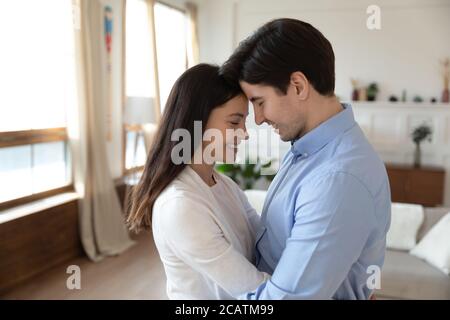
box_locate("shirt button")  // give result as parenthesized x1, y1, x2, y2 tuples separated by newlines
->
(303, 153, 309, 158)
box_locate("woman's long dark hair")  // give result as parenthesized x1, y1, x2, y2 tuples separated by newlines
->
(126, 64, 242, 232)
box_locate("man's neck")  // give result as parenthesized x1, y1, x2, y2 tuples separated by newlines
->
(303, 94, 343, 135)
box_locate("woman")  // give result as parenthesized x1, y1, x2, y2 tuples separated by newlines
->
(127, 64, 270, 299)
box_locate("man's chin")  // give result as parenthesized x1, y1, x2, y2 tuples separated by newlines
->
(279, 133, 292, 142)
(274, 128, 291, 141)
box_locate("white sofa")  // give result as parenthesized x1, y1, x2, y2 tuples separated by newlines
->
(377, 207, 450, 300)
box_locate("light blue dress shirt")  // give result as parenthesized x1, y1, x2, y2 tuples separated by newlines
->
(244, 103, 391, 300)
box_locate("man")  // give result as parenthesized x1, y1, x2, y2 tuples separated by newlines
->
(220, 18, 391, 299)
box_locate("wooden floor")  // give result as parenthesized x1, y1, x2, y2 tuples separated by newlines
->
(0, 231, 168, 300)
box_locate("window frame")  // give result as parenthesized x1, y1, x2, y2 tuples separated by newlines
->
(0, 128, 74, 211)
(123, 124, 146, 175)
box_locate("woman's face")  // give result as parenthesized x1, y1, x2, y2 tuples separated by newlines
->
(203, 94, 249, 164)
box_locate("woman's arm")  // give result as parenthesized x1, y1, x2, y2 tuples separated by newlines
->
(155, 196, 270, 298)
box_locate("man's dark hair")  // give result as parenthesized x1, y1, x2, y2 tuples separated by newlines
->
(220, 18, 335, 96)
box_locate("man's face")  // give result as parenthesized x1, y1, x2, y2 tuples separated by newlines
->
(240, 81, 307, 142)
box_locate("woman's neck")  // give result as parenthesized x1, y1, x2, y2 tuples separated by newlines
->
(189, 163, 216, 187)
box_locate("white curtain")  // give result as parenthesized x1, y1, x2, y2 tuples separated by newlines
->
(69, 0, 135, 262)
(186, 2, 200, 68)
(145, 0, 162, 120)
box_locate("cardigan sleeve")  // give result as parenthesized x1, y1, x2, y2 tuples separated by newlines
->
(155, 196, 270, 298)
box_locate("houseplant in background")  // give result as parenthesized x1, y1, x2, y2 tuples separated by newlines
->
(413, 95, 424, 103)
(215, 157, 276, 190)
(366, 82, 379, 101)
(411, 124, 432, 168)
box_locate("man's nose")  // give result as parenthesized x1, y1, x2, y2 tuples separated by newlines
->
(254, 107, 266, 125)
(242, 124, 249, 141)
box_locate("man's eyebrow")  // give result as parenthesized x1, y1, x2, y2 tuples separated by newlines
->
(249, 96, 263, 102)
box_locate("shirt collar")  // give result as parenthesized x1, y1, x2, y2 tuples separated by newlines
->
(290, 103, 356, 157)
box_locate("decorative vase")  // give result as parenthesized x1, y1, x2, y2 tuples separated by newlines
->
(414, 142, 421, 167)
(352, 88, 359, 101)
(358, 88, 367, 101)
(442, 88, 449, 103)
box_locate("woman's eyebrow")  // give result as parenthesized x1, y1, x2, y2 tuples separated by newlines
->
(228, 112, 247, 118)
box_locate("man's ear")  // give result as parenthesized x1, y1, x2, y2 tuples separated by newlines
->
(290, 71, 309, 100)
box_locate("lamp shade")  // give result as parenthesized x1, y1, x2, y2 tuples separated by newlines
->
(124, 96, 156, 125)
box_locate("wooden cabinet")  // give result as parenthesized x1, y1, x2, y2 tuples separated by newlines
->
(386, 164, 445, 207)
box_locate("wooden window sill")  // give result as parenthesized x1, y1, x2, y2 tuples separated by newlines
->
(0, 192, 80, 224)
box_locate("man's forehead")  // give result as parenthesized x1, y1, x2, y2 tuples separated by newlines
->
(239, 81, 265, 99)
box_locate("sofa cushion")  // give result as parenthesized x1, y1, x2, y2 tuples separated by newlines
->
(387, 203, 424, 251)
(418, 207, 450, 241)
(376, 249, 450, 299)
(410, 212, 450, 275)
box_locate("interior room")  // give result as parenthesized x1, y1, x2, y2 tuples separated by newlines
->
(0, 0, 449, 300)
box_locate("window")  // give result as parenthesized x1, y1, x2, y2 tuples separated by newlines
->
(124, 0, 188, 173)
(125, 0, 156, 173)
(0, 0, 76, 210)
(154, 1, 187, 110)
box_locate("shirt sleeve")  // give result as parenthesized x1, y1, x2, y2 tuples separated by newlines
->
(242, 172, 376, 300)
(157, 196, 270, 298)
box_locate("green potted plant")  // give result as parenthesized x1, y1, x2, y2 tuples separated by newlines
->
(215, 157, 276, 190)
(366, 82, 379, 101)
(411, 124, 432, 167)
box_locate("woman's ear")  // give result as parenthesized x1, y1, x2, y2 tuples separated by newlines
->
(290, 71, 309, 100)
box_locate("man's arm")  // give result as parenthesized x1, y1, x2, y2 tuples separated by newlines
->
(242, 171, 376, 299)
